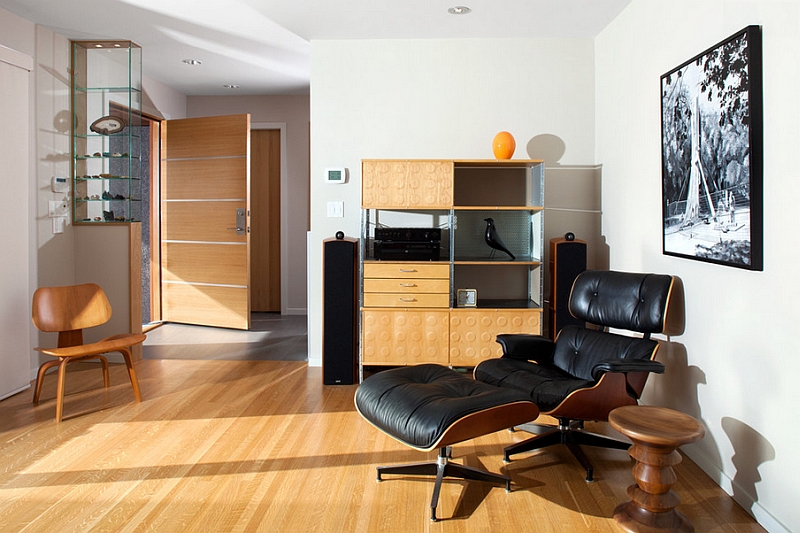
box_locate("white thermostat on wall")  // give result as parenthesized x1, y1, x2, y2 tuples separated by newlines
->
(325, 167, 347, 184)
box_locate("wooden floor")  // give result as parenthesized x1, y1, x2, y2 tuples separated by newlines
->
(0, 359, 765, 533)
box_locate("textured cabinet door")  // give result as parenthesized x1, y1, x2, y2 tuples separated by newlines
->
(362, 160, 453, 208)
(448, 309, 541, 367)
(361, 310, 449, 365)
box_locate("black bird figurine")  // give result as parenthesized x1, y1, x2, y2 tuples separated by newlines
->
(484, 218, 515, 260)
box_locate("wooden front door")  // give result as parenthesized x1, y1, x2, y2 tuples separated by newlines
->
(160, 114, 251, 330)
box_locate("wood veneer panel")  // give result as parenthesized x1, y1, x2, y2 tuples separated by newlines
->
(361, 309, 449, 364)
(162, 114, 249, 159)
(162, 242, 247, 286)
(448, 309, 541, 366)
(164, 158, 247, 200)
(162, 201, 247, 243)
(162, 284, 248, 329)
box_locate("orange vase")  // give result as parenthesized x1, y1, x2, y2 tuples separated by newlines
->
(492, 131, 516, 159)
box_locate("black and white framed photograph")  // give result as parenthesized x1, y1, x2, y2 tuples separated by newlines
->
(661, 25, 763, 270)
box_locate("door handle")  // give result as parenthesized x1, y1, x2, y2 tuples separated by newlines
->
(228, 208, 247, 236)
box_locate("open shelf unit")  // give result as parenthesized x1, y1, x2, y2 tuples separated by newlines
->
(360, 159, 544, 369)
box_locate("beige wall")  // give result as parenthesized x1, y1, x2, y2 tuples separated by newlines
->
(187, 95, 310, 314)
(309, 38, 597, 367)
(596, 2, 799, 531)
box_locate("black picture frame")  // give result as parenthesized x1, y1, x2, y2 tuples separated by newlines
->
(661, 25, 763, 270)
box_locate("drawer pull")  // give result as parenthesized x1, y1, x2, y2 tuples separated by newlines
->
(399, 297, 418, 302)
(398, 269, 418, 273)
(398, 283, 417, 287)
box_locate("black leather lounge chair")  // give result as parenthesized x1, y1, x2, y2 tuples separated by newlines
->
(474, 270, 679, 481)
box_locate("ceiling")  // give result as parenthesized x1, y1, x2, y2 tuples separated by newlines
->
(0, 0, 633, 96)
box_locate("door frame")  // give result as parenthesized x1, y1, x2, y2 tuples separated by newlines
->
(252, 122, 289, 315)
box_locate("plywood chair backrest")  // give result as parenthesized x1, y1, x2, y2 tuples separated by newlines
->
(32, 283, 113, 347)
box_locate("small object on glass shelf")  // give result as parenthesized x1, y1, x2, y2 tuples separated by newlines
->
(90, 115, 125, 135)
(103, 210, 114, 221)
(457, 288, 477, 307)
(492, 131, 516, 159)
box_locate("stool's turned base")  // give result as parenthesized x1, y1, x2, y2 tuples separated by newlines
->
(355, 364, 539, 522)
(378, 447, 511, 522)
(614, 500, 694, 533)
(609, 405, 705, 533)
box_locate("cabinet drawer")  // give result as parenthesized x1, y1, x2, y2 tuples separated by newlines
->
(363, 293, 450, 308)
(364, 278, 450, 294)
(363, 262, 450, 280)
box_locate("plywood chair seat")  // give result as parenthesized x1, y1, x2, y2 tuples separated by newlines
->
(31, 283, 145, 422)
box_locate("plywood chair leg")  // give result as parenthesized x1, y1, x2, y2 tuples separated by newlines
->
(33, 359, 60, 404)
(55, 358, 69, 423)
(119, 348, 142, 402)
(99, 356, 110, 388)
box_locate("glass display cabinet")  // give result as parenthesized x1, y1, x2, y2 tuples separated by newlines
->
(72, 40, 142, 223)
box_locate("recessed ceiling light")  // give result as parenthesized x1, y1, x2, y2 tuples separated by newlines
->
(223, 84, 240, 89)
(182, 59, 202, 66)
(448, 6, 471, 15)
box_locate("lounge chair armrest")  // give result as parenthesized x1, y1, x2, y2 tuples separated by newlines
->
(496, 334, 555, 363)
(591, 359, 665, 381)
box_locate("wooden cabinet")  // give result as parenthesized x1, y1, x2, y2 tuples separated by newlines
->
(360, 159, 544, 369)
(362, 160, 453, 209)
(361, 310, 449, 365)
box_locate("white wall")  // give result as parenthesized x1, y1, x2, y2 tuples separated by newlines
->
(0, 44, 33, 400)
(596, 2, 799, 532)
(309, 38, 596, 365)
(187, 95, 310, 314)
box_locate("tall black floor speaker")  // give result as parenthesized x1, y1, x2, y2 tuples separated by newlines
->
(323, 234, 358, 385)
(548, 234, 587, 340)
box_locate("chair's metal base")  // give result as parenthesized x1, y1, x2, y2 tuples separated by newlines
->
(377, 447, 512, 521)
(504, 418, 631, 482)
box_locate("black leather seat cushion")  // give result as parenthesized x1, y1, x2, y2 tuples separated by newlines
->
(355, 364, 533, 450)
(474, 357, 593, 412)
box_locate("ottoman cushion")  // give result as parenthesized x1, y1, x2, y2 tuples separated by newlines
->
(355, 364, 536, 450)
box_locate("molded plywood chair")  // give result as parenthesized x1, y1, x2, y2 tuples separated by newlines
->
(32, 283, 145, 422)
(474, 270, 679, 481)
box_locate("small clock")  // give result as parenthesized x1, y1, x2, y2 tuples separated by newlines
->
(90, 115, 125, 135)
(457, 288, 477, 308)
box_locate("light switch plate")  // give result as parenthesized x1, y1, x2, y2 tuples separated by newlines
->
(48, 200, 69, 218)
(327, 201, 344, 218)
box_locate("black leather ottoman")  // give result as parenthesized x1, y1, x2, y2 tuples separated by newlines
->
(355, 364, 539, 521)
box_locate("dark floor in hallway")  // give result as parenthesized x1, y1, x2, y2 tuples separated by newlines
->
(142, 313, 307, 361)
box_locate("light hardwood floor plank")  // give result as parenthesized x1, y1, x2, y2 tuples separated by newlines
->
(0, 359, 766, 533)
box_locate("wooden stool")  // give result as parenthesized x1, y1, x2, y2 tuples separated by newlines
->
(608, 405, 705, 533)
